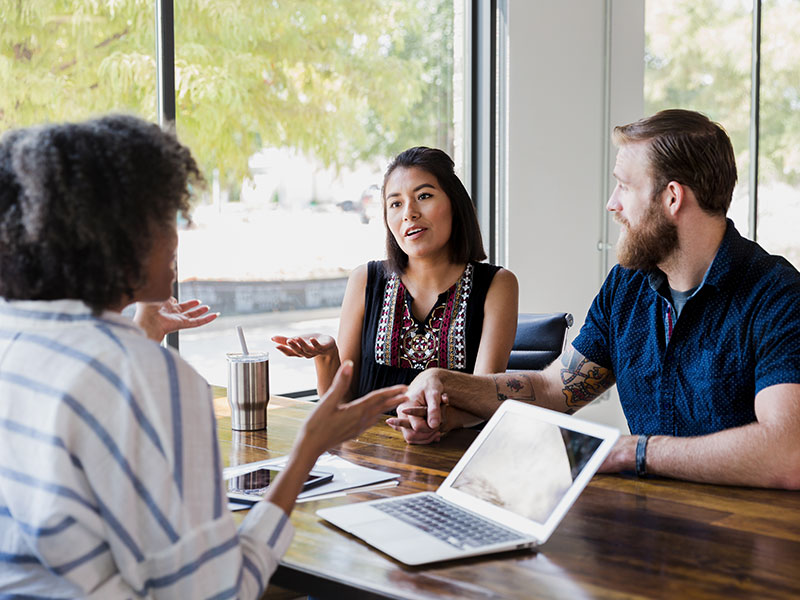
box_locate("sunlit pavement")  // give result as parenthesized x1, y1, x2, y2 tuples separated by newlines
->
(178, 204, 385, 282)
(176, 204, 383, 394)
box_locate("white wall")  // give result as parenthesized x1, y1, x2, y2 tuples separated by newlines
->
(504, 0, 645, 430)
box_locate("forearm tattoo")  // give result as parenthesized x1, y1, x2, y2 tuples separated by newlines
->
(560, 349, 614, 410)
(493, 374, 535, 403)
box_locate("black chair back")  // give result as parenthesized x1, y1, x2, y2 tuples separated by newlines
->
(507, 312, 573, 371)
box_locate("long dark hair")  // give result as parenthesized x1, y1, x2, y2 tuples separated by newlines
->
(0, 114, 201, 314)
(382, 146, 486, 273)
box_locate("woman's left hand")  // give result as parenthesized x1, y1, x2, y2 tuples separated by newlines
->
(134, 297, 219, 342)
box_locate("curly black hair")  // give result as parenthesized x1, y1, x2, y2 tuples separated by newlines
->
(0, 114, 201, 314)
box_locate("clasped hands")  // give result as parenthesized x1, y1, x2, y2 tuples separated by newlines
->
(386, 370, 450, 445)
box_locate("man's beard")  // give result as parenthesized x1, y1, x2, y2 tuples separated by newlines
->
(615, 197, 678, 271)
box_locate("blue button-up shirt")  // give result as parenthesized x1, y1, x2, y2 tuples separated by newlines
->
(573, 220, 800, 436)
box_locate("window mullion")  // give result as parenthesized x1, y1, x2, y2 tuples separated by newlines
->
(748, 0, 762, 241)
(155, 0, 179, 350)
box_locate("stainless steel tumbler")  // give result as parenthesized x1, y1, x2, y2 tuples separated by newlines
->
(226, 351, 269, 431)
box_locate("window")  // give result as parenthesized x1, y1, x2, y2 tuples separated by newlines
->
(173, 1, 469, 393)
(644, 0, 800, 270)
(1, 2, 156, 127)
(757, 0, 800, 268)
(644, 0, 752, 231)
(2, 1, 473, 395)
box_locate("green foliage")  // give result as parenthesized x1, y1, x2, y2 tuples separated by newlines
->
(645, 0, 800, 186)
(758, 1, 800, 184)
(1, 0, 157, 124)
(1, 0, 455, 188)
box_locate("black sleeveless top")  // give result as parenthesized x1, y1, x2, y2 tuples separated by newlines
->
(356, 261, 501, 398)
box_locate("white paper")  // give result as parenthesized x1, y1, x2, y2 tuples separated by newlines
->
(295, 479, 400, 503)
(223, 452, 400, 500)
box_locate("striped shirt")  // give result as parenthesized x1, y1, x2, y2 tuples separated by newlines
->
(0, 299, 293, 598)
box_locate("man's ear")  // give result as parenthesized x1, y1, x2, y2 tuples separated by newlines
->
(663, 180, 685, 216)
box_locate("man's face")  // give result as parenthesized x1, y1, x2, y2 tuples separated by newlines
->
(608, 142, 678, 271)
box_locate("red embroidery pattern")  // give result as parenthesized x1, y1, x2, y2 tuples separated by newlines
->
(374, 264, 474, 370)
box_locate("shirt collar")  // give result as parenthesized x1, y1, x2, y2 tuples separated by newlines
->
(699, 218, 745, 290)
(0, 298, 144, 335)
(647, 218, 741, 296)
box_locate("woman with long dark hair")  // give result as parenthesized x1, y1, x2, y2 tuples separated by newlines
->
(274, 147, 518, 441)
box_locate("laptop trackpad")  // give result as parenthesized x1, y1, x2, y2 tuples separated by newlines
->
(327, 504, 422, 542)
(356, 519, 462, 564)
(353, 516, 421, 542)
(343, 514, 463, 564)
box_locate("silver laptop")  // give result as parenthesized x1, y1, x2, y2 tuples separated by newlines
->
(317, 400, 619, 565)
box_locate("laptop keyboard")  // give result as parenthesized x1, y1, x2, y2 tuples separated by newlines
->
(375, 494, 526, 550)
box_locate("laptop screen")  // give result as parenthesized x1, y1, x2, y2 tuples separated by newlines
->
(450, 411, 603, 524)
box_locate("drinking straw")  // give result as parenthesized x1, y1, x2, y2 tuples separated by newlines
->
(236, 325, 249, 355)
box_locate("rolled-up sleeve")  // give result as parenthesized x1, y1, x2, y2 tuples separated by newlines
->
(572, 267, 619, 369)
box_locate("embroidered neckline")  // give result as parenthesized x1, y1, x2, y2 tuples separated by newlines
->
(398, 276, 460, 325)
(375, 263, 474, 370)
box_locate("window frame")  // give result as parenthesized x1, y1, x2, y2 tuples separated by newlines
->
(155, 0, 494, 352)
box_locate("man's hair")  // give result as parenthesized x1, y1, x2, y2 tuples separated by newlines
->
(0, 114, 201, 314)
(612, 109, 737, 215)
(382, 146, 486, 273)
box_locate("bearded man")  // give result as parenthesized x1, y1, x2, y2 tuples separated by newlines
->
(387, 109, 800, 489)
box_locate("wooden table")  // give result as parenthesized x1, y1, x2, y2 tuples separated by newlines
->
(216, 396, 800, 600)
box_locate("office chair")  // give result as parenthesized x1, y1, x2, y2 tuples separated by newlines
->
(507, 312, 573, 371)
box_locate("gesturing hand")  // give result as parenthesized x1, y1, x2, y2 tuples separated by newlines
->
(271, 334, 337, 359)
(267, 362, 407, 515)
(297, 361, 408, 455)
(134, 297, 219, 343)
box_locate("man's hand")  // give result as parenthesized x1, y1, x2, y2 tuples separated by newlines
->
(385, 369, 447, 444)
(405, 368, 447, 429)
(594, 383, 800, 488)
(596, 435, 637, 473)
(134, 297, 218, 343)
(386, 396, 448, 445)
(386, 368, 500, 445)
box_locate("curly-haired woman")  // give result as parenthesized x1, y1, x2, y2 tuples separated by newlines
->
(0, 115, 405, 597)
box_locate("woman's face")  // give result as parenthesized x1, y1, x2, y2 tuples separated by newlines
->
(384, 166, 453, 263)
(134, 218, 178, 303)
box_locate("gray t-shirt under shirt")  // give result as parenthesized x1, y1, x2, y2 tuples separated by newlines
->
(670, 286, 698, 318)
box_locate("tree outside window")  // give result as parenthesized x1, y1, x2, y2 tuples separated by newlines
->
(645, 0, 800, 269)
(2, 0, 465, 391)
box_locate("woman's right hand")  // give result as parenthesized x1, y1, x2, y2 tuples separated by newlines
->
(271, 334, 337, 359)
(298, 361, 408, 456)
(265, 362, 407, 515)
(272, 333, 343, 397)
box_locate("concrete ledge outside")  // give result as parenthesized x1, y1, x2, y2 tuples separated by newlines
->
(179, 278, 348, 316)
